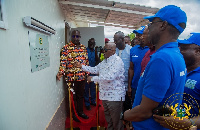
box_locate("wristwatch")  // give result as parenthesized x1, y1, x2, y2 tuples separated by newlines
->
(189, 118, 197, 129)
(120, 112, 129, 125)
(120, 112, 124, 120)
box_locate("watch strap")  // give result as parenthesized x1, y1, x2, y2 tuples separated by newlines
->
(189, 118, 196, 126)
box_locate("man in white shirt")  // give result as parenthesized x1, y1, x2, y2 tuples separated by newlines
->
(114, 31, 132, 109)
(114, 31, 132, 129)
(75, 43, 125, 130)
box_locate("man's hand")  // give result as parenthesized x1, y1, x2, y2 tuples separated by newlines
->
(56, 72, 63, 81)
(74, 62, 82, 68)
(190, 126, 197, 130)
(87, 76, 93, 83)
(123, 120, 129, 125)
(153, 115, 174, 129)
(154, 114, 198, 130)
(127, 86, 132, 98)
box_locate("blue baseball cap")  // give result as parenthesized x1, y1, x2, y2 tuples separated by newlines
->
(178, 33, 200, 46)
(133, 26, 146, 34)
(144, 5, 187, 34)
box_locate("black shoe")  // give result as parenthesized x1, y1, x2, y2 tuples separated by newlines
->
(78, 113, 89, 119)
(90, 103, 96, 106)
(91, 103, 101, 107)
(73, 115, 80, 122)
(86, 105, 91, 110)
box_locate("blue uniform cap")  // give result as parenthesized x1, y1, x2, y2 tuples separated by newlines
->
(144, 5, 187, 34)
(133, 26, 146, 34)
(178, 33, 200, 46)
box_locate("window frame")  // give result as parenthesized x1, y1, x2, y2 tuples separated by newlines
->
(0, 0, 7, 29)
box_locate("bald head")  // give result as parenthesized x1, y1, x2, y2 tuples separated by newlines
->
(115, 31, 125, 38)
(114, 31, 125, 50)
(71, 30, 81, 45)
(107, 42, 116, 50)
(104, 42, 116, 59)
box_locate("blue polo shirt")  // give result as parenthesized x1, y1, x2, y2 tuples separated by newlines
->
(116, 44, 132, 90)
(87, 47, 96, 67)
(130, 45, 149, 89)
(183, 67, 200, 117)
(132, 42, 186, 130)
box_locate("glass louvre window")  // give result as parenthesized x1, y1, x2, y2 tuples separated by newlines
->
(0, 0, 2, 21)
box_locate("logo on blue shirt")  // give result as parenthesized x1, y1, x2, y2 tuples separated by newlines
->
(185, 79, 197, 89)
(162, 93, 199, 130)
(132, 55, 138, 57)
(180, 69, 187, 76)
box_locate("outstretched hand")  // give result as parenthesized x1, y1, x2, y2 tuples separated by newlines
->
(87, 76, 93, 83)
(74, 61, 82, 68)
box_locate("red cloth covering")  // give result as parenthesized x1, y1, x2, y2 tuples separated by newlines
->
(65, 100, 108, 130)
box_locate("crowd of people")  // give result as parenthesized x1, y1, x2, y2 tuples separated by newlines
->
(57, 4, 200, 130)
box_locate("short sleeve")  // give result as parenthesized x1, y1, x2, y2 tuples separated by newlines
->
(130, 48, 133, 62)
(143, 58, 171, 102)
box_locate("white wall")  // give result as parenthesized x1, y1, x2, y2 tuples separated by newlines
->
(0, 0, 72, 130)
(71, 26, 105, 48)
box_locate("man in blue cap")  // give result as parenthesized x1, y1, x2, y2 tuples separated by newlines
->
(123, 5, 187, 130)
(178, 33, 200, 119)
(154, 33, 200, 130)
(128, 26, 149, 103)
(133, 26, 146, 39)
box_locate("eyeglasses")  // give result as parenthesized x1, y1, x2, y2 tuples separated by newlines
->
(148, 21, 163, 27)
(72, 35, 81, 38)
(103, 48, 112, 52)
(89, 42, 96, 44)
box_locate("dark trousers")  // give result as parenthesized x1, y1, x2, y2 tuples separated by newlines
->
(71, 80, 85, 114)
(123, 92, 132, 112)
(131, 88, 137, 104)
(84, 82, 96, 106)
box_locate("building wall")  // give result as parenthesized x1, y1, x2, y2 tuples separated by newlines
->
(72, 26, 105, 47)
(0, 0, 75, 130)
